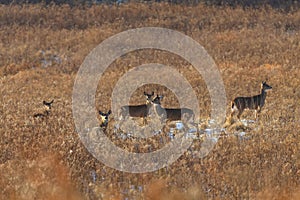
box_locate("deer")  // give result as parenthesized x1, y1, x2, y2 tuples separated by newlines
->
(33, 100, 54, 118)
(118, 91, 155, 124)
(230, 81, 272, 120)
(99, 110, 112, 130)
(150, 95, 195, 124)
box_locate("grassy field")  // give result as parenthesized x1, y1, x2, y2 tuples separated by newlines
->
(0, 2, 300, 199)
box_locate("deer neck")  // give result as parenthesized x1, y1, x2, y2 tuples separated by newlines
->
(149, 103, 164, 117)
(260, 88, 267, 101)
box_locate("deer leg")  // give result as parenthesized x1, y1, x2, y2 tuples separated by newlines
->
(181, 121, 189, 133)
(255, 110, 258, 121)
(117, 113, 126, 130)
(237, 109, 243, 120)
(230, 109, 234, 118)
(230, 107, 237, 119)
(142, 117, 147, 125)
(255, 107, 261, 121)
(182, 113, 190, 124)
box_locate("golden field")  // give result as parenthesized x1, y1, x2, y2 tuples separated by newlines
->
(0, 2, 300, 199)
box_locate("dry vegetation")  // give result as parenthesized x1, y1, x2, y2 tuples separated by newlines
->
(0, 2, 300, 199)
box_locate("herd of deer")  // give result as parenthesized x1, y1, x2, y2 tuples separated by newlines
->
(33, 81, 272, 132)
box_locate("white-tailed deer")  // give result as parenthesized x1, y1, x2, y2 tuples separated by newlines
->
(150, 95, 195, 124)
(231, 81, 272, 120)
(99, 110, 112, 130)
(118, 91, 154, 123)
(33, 100, 54, 118)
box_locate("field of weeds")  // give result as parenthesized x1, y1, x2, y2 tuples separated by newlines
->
(0, 2, 300, 199)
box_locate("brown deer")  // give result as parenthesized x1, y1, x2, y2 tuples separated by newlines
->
(33, 100, 54, 118)
(118, 91, 154, 123)
(230, 81, 272, 120)
(99, 110, 112, 130)
(150, 95, 195, 124)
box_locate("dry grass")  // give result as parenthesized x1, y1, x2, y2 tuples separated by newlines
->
(0, 2, 300, 199)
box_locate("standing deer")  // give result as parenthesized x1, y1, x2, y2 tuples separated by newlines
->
(33, 100, 54, 118)
(230, 81, 272, 120)
(118, 91, 154, 123)
(150, 95, 195, 124)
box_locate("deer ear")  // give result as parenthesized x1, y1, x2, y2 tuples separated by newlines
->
(144, 91, 146, 95)
(151, 91, 154, 95)
(99, 110, 103, 115)
(108, 110, 112, 115)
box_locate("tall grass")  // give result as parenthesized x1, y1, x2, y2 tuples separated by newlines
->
(0, 2, 299, 199)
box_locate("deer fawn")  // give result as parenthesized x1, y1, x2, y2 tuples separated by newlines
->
(231, 81, 272, 120)
(150, 95, 195, 124)
(118, 91, 154, 123)
(33, 100, 54, 118)
(99, 110, 112, 130)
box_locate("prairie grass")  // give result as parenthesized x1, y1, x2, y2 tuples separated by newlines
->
(0, 2, 299, 199)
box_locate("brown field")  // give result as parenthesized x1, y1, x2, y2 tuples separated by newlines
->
(1, 2, 300, 199)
